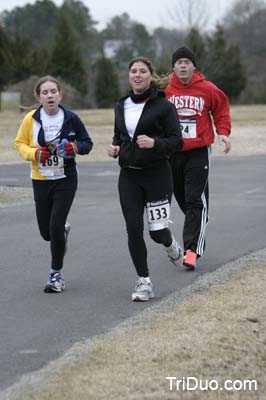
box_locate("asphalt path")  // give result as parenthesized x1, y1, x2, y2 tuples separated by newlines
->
(0, 155, 265, 392)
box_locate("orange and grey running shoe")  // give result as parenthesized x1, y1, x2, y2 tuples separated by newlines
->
(183, 250, 197, 271)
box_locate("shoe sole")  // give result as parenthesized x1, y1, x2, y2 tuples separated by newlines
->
(169, 257, 183, 268)
(44, 287, 64, 293)
(183, 262, 195, 271)
(44, 283, 65, 293)
(132, 292, 155, 302)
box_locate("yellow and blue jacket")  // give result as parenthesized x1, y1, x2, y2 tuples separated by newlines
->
(15, 105, 93, 180)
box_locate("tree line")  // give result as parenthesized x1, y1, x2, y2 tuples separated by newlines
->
(0, 0, 265, 108)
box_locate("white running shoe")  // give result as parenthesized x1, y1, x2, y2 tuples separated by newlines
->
(131, 277, 155, 302)
(165, 236, 183, 267)
(44, 272, 65, 293)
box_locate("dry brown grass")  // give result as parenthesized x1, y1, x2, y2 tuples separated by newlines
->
(0, 109, 115, 164)
(13, 263, 266, 400)
(1, 105, 266, 165)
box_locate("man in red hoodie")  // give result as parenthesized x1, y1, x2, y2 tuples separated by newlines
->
(165, 46, 231, 270)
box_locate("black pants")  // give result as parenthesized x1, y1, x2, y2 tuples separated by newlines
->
(32, 176, 77, 270)
(170, 146, 210, 256)
(118, 161, 173, 278)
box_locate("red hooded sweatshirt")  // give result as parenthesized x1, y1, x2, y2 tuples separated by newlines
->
(165, 71, 231, 151)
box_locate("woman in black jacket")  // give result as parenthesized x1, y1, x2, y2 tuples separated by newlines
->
(107, 57, 183, 301)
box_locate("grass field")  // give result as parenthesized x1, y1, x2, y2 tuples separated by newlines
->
(1, 104, 266, 165)
(0, 108, 114, 164)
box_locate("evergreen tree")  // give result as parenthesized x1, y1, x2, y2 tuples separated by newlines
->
(94, 58, 120, 108)
(220, 45, 247, 101)
(0, 26, 11, 90)
(101, 14, 155, 64)
(1, 0, 58, 49)
(8, 34, 35, 83)
(30, 47, 51, 76)
(102, 13, 135, 64)
(49, 10, 88, 95)
(186, 28, 206, 70)
(152, 28, 185, 73)
(102, 13, 132, 40)
(0, 28, 51, 88)
(61, 0, 100, 66)
(204, 25, 246, 100)
(131, 23, 154, 59)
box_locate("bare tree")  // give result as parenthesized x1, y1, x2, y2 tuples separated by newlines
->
(223, 0, 266, 102)
(223, 0, 266, 57)
(223, 0, 266, 26)
(167, 0, 217, 32)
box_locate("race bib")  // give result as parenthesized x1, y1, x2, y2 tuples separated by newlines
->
(39, 154, 64, 178)
(180, 119, 197, 139)
(146, 199, 170, 231)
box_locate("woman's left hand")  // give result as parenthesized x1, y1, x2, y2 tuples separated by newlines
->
(136, 135, 155, 149)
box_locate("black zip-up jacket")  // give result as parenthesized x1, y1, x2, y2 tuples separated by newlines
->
(112, 88, 183, 168)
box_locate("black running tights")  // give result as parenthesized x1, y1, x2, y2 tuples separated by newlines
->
(32, 176, 77, 270)
(118, 162, 173, 278)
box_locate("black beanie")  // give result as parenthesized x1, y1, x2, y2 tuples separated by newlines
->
(171, 46, 197, 68)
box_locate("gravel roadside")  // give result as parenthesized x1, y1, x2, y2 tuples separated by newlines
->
(1, 247, 265, 400)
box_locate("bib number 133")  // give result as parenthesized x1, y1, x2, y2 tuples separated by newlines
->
(146, 199, 170, 230)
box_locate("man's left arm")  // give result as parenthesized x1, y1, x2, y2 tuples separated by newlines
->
(211, 86, 231, 154)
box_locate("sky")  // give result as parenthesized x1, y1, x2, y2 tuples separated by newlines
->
(0, 0, 236, 31)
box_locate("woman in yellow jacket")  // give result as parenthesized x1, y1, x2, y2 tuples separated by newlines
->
(15, 75, 93, 293)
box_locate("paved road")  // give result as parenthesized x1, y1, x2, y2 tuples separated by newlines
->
(0, 155, 265, 391)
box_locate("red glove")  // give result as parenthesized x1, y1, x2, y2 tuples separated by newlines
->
(63, 141, 78, 157)
(35, 147, 50, 163)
